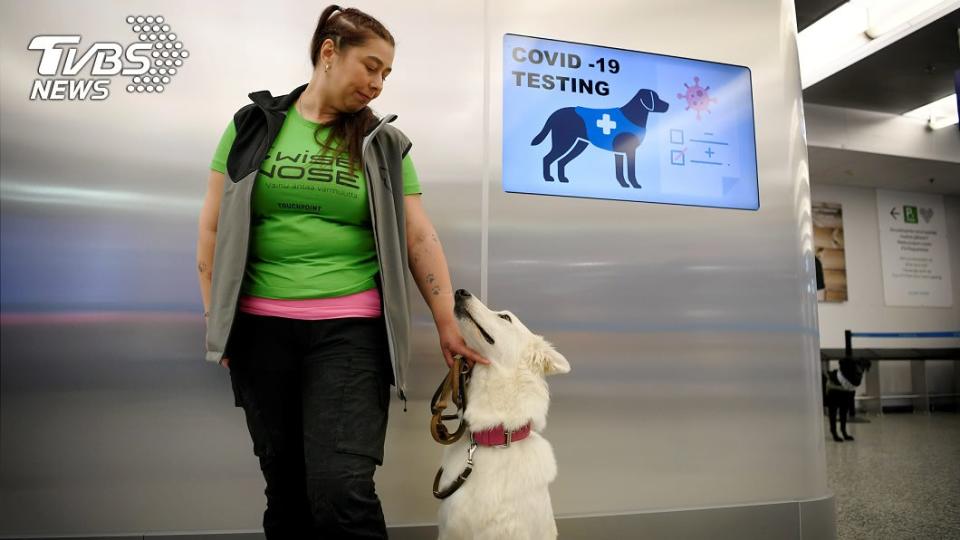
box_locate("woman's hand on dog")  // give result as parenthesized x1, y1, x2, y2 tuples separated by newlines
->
(437, 319, 490, 368)
(220, 356, 230, 369)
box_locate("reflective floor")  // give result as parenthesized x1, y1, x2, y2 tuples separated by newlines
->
(824, 411, 960, 540)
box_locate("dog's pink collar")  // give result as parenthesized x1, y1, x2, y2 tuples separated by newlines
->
(470, 422, 531, 447)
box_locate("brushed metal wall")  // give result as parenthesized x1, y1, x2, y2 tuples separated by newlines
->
(0, 0, 827, 536)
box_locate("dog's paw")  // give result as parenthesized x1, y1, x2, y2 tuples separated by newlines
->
(831, 434, 844, 442)
(842, 433, 855, 441)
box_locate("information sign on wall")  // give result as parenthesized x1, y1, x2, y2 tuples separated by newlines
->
(877, 189, 953, 307)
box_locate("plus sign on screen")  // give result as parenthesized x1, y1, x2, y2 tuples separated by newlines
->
(503, 33, 759, 210)
(597, 114, 616, 134)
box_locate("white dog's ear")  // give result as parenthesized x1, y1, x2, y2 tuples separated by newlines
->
(528, 339, 570, 375)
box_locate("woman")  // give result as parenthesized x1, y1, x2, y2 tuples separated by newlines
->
(196, 5, 488, 537)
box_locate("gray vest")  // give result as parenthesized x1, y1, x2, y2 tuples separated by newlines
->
(204, 82, 413, 406)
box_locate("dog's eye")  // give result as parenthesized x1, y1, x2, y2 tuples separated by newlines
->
(498, 314, 512, 323)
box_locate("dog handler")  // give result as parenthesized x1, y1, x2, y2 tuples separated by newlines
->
(196, 6, 489, 537)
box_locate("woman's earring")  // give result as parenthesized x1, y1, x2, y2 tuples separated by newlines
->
(324, 64, 330, 72)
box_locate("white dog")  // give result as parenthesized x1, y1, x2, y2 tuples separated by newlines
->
(436, 289, 570, 540)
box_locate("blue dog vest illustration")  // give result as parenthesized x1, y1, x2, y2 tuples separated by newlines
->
(575, 107, 645, 151)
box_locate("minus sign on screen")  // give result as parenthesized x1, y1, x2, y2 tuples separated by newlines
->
(690, 139, 728, 145)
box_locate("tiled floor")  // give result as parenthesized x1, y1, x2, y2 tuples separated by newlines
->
(824, 412, 960, 539)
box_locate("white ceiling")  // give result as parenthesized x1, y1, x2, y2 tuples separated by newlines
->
(808, 145, 960, 195)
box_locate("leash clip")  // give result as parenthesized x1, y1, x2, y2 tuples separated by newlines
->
(432, 442, 478, 500)
(466, 442, 477, 465)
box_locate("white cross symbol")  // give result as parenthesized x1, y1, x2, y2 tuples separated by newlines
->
(596, 113, 617, 135)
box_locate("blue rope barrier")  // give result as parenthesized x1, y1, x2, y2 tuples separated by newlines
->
(849, 332, 960, 338)
(843, 330, 960, 357)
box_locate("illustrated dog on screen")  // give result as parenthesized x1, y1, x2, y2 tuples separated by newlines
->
(530, 88, 669, 189)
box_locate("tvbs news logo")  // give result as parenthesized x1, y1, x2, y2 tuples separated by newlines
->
(28, 15, 189, 101)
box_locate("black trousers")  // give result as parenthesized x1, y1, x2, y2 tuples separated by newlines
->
(225, 311, 392, 539)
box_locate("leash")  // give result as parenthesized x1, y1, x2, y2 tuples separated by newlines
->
(430, 354, 476, 499)
(428, 354, 536, 499)
(433, 441, 477, 499)
(430, 354, 472, 444)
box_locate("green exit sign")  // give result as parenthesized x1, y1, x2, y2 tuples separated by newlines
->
(903, 205, 918, 224)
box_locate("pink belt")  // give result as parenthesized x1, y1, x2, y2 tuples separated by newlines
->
(237, 288, 382, 320)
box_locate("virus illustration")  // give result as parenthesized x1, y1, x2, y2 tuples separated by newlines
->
(677, 76, 716, 121)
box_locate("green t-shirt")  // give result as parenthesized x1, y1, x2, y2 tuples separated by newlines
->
(210, 104, 422, 299)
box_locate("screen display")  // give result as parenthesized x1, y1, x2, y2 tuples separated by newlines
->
(503, 33, 759, 210)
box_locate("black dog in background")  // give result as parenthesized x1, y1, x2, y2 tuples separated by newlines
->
(822, 358, 872, 442)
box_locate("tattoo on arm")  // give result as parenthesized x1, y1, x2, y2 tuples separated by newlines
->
(198, 262, 209, 274)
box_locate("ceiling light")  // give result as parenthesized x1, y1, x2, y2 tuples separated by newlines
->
(864, 0, 947, 39)
(903, 94, 959, 129)
(798, 0, 960, 89)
